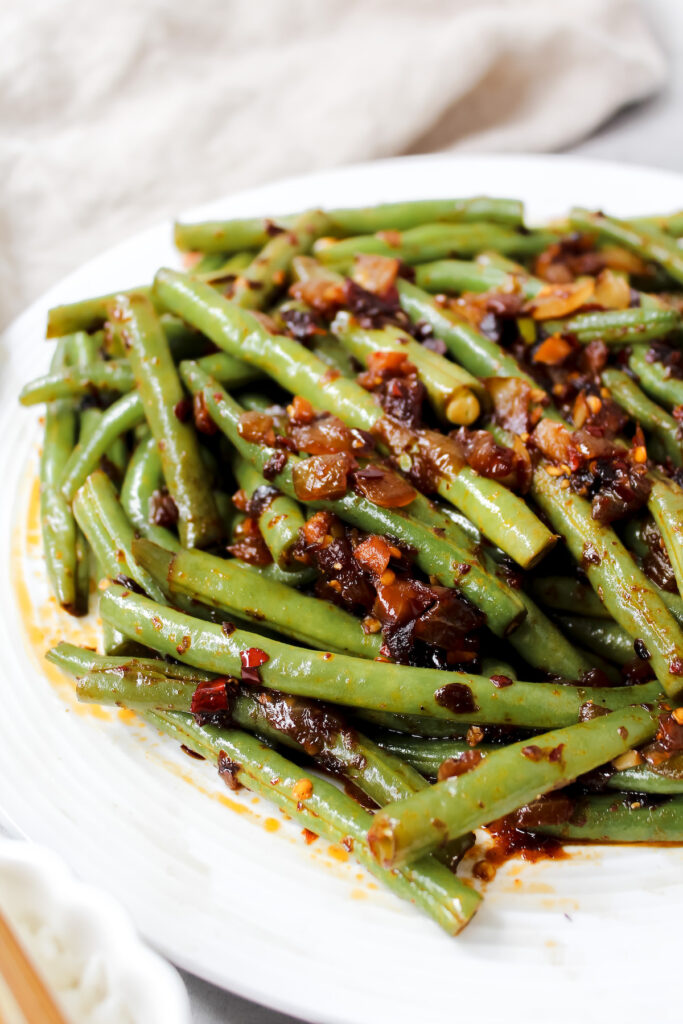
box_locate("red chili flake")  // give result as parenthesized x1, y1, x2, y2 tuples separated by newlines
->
(521, 745, 544, 762)
(217, 750, 242, 791)
(301, 828, 318, 845)
(548, 743, 565, 763)
(191, 679, 232, 716)
(670, 656, 683, 676)
(240, 647, 270, 684)
(173, 398, 192, 422)
(180, 744, 205, 760)
(634, 638, 650, 660)
(490, 674, 514, 688)
(341, 836, 354, 853)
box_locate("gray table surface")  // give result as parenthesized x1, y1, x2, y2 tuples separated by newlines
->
(4, 1, 681, 1022)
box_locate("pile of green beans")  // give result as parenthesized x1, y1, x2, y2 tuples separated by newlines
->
(23, 194, 683, 937)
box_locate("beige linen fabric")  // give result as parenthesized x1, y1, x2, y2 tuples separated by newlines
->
(1, 0, 665, 327)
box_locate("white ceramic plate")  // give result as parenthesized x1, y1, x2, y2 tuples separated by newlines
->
(0, 838, 190, 1024)
(2, 155, 683, 1024)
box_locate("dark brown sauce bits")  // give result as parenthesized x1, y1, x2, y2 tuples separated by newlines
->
(437, 749, 483, 782)
(490, 674, 514, 689)
(180, 744, 205, 760)
(217, 750, 242, 791)
(579, 701, 610, 721)
(434, 683, 480, 715)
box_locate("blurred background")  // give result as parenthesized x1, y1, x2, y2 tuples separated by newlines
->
(2, 0, 680, 334)
(1, 1, 681, 1022)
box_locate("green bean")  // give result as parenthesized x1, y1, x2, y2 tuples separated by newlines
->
(374, 734, 493, 776)
(119, 435, 180, 552)
(232, 455, 306, 571)
(230, 211, 330, 310)
(178, 365, 526, 636)
(531, 576, 610, 618)
(132, 538, 382, 658)
(403, 490, 599, 680)
(648, 476, 683, 599)
(195, 251, 253, 282)
(556, 615, 634, 665)
(68, 334, 111, 459)
(155, 268, 382, 428)
(49, 642, 433, 810)
(39, 338, 81, 612)
(570, 208, 683, 286)
(330, 312, 485, 425)
(631, 212, 683, 238)
(629, 345, 683, 411)
(416, 274, 683, 602)
(525, 793, 683, 842)
(532, 466, 683, 697)
(540, 572, 683, 627)
(544, 308, 681, 345)
(24, 350, 257, 408)
(61, 391, 145, 502)
(413, 259, 543, 299)
(248, 560, 318, 588)
(606, 766, 683, 795)
(173, 198, 525, 253)
(52, 643, 481, 933)
(193, 351, 263, 388)
(602, 367, 682, 466)
(115, 293, 222, 548)
(314, 223, 557, 268)
(146, 709, 481, 933)
(397, 279, 537, 383)
(155, 270, 556, 567)
(47, 287, 153, 337)
(57, 638, 480, 916)
(98, 584, 661, 727)
(72, 471, 167, 602)
(375, 733, 683, 796)
(506, 585, 608, 681)
(355, 710, 472, 738)
(20, 361, 135, 406)
(367, 706, 658, 866)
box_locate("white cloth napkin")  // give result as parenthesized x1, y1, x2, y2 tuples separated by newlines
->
(1, 0, 665, 329)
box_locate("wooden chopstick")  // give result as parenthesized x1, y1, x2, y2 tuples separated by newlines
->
(0, 908, 69, 1024)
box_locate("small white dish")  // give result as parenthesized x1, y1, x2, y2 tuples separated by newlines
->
(0, 838, 190, 1024)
